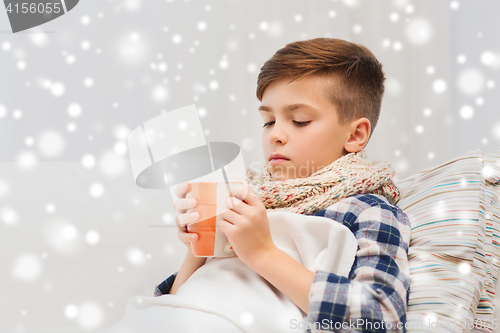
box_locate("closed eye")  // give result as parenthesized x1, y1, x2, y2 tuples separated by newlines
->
(262, 121, 311, 128)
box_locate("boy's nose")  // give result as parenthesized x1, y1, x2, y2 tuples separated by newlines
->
(269, 123, 287, 144)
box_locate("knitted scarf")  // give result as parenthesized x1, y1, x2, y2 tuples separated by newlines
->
(244, 149, 400, 215)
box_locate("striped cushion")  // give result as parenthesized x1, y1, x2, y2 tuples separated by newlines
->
(473, 152, 500, 333)
(396, 150, 488, 332)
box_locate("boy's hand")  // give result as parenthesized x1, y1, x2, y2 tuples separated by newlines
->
(173, 183, 200, 250)
(219, 184, 276, 267)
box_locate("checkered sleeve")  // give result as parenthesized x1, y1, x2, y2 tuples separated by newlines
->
(153, 272, 177, 296)
(306, 194, 411, 333)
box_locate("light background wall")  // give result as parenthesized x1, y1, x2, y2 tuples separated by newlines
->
(0, 0, 499, 179)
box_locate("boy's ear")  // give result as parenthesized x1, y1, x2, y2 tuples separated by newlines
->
(344, 117, 371, 153)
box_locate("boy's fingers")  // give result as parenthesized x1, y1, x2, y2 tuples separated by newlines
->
(230, 185, 251, 202)
(178, 210, 200, 227)
(232, 185, 262, 206)
(175, 216, 186, 230)
(173, 197, 197, 213)
(174, 183, 186, 199)
(174, 182, 191, 199)
(178, 214, 189, 227)
(177, 229, 198, 243)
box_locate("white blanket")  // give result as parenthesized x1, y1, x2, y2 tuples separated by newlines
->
(96, 210, 358, 333)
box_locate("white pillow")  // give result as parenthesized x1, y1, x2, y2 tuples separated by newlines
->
(396, 150, 487, 332)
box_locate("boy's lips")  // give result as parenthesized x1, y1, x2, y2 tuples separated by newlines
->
(269, 153, 290, 165)
(269, 153, 289, 160)
(269, 158, 289, 165)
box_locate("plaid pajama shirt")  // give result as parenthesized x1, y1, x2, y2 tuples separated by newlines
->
(154, 194, 411, 333)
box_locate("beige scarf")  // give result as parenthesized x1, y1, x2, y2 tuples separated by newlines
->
(244, 149, 400, 215)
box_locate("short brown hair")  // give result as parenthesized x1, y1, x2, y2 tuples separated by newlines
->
(256, 38, 385, 139)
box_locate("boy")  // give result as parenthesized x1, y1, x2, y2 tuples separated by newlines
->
(157, 38, 411, 332)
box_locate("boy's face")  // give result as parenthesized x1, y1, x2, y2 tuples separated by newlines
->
(259, 75, 353, 181)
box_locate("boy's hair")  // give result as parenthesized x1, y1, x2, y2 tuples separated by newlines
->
(256, 38, 385, 140)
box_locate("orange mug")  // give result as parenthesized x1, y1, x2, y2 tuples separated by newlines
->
(185, 182, 243, 257)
